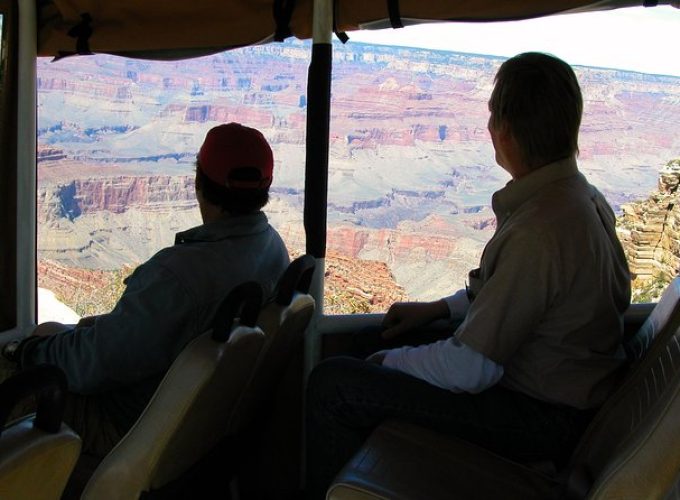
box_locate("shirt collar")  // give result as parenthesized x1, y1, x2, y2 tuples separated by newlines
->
(492, 156, 580, 223)
(175, 211, 269, 244)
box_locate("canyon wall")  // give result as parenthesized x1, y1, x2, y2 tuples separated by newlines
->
(618, 159, 680, 299)
(35, 40, 680, 308)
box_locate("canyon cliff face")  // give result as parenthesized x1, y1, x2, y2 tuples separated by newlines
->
(38, 171, 195, 222)
(38, 251, 407, 317)
(37, 42, 679, 203)
(322, 251, 408, 313)
(35, 40, 680, 308)
(618, 159, 680, 299)
(37, 164, 485, 302)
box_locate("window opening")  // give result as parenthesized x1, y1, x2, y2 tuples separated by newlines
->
(325, 7, 680, 312)
(35, 9, 680, 320)
(36, 41, 310, 322)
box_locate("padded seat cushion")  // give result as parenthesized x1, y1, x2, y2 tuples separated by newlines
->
(0, 417, 81, 500)
(328, 420, 561, 500)
(623, 278, 680, 362)
(81, 327, 265, 499)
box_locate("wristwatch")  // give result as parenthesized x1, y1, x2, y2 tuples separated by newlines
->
(1, 339, 22, 363)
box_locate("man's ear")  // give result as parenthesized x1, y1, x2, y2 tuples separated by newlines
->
(497, 121, 519, 155)
(495, 120, 512, 141)
(498, 125, 528, 177)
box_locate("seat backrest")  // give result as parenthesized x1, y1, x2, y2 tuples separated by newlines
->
(227, 255, 316, 433)
(0, 365, 82, 500)
(623, 277, 680, 363)
(81, 282, 266, 500)
(565, 310, 680, 498)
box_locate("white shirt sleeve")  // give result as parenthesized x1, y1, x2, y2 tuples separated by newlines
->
(442, 288, 471, 319)
(382, 337, 504, 393)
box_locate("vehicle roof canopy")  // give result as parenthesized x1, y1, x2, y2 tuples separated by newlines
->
(37, 0, 674, 59)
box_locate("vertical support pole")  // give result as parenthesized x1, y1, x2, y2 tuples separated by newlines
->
(304, 0, 333, 375)
(302, 0, 333, 489)
(16, 0, 37, 335)
(0, 0, 18, 333)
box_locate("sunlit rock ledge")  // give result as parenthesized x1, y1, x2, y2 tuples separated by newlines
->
(617, 159, 680, 299)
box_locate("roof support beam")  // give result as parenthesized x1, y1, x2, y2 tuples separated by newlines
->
(303, 0, 332, 376)
(16, 0, 37, 335)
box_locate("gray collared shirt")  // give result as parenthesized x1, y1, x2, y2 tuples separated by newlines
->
(22, 211, 289, 432)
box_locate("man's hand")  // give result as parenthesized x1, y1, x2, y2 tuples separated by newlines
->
(30, 322, 71, 337)
(381, 300, 449, 340)
(76, 315, 98, 327)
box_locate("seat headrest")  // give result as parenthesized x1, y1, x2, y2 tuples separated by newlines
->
(275, 254, 316, 306)
(212, 281, 263, 342)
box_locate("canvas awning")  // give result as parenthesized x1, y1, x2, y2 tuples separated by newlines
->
(37, 0, 676, 59)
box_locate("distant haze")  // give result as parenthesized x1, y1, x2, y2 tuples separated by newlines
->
(349, 6, 680, 77)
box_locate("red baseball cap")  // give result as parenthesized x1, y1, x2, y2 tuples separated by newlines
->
(197, 123, 273, 189)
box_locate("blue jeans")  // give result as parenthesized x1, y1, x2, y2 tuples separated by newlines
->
(305, 356, 593, 500)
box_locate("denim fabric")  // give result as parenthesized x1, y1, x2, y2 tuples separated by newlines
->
(305, 356, 593, 500)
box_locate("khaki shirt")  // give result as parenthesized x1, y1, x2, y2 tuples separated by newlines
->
(456, 157, 631, 409)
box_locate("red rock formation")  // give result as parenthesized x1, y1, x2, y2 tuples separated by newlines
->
(323, 251, 407, 314)
(38, 252, 407, 317)
(38, 169, 196, 222)
(38, 260, 133, 316)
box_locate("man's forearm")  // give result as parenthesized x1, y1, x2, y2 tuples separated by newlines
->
(441, 288, 470, 319)
(382, 337, 504, 393)
(31, 322, 73, 337)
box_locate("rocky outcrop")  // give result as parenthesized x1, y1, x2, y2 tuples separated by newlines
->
(617, 159, 680, 286)
(38, 252, 407, 317)
(37, 260, 133, 317)
(37, 146, 67, 162)
(323, 251, 408, 314)
(327, 223, 467, 262)
(274, 212, 490, 301)
(38, 174, 196, 222)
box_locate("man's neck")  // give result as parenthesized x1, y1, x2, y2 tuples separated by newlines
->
(201, 207, 229, 224)
(501, 146, 531, 181)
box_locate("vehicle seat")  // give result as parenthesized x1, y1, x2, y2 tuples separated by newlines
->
(81, 281, 266, 500)
(327, 278, 680, 499)
(562, 301, 680, 499)
(228, 254, 316, 433)
(227, 255, 316, 499)
(623, 276, 680, 363)
(0, 364, 81, 500)
(328, 419, 560, 500)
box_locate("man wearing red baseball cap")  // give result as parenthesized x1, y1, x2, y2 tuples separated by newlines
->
(7, 123, 290, 459)
(198, 122, 274, 188)
(194, 122, 275, 221)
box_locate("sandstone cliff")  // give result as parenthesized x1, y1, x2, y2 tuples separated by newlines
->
(617, 159, 680, 301)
